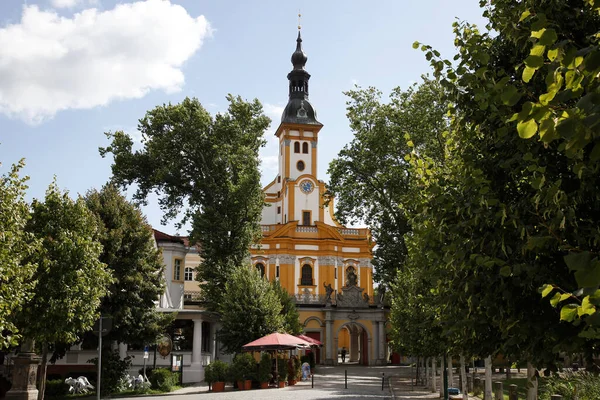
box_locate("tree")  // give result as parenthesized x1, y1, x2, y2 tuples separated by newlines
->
(19, 182, 112, 399)
(217, 266, 284, 354)
(85, 184, 173, 347)
(404, 0, 600, 371)
(0, 160, 39, 349)
(327, 79, 448, 291)
(271, 280, 302, 335)
(100, 96, 270, 310)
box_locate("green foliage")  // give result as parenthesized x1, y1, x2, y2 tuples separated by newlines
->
(100, 96, 269, 310)
(204, 360, 229, 384)
(88, 349, 132, 395)
(85, 184, 173, 346)
(258, 353, 273, 383)
(44, 379, 69, 397)
(540, 372, 600, 400)
(276, 358, 287, 382)
(0, 159, 39, 349)
(19, 181, 112, 345)
(327, 78, 448, 291)
(218, 266, 284, 354)
(231, 353, 256, 381)
(147, 368, 179, 392)
(270, 280, 302, 335)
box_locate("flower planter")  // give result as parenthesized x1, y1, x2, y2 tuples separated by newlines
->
(260, 382, 269, 389)
(212, 381, 225, 392)
(287, 379, 296, 386)
(244, 380, 252, 390)
(237, 380, 246, 390)
(278, 381, 286, 388)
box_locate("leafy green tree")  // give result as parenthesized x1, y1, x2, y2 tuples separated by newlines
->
(85, 184, 173, 347)
(327, 79, 448, 291)
(218, 266, 284, 354)
(271, 280, 302, 335)
(20, 182, 112, 399)
(100, 96, 269, 310)
(0, 160, 39, 349)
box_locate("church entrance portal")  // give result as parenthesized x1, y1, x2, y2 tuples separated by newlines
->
(337, 322, 369, 366)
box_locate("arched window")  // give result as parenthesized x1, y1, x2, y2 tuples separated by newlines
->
(294, 141, 300, 153)
(301, 264, 313, 285)
(302, 142, 309, 154)
(184, 267, 193, 281)
(256, 263, 265, 278)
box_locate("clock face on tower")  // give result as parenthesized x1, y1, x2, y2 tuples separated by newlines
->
(299, 179, 315, 194)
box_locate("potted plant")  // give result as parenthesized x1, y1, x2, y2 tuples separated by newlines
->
(287, 356, 297, 386)
(258, 353, 273, 389)
(277, 357, 287, 388)
(205, 360, 229, 392)
(294, 356, 302, 382)
(232, 353, 256, 391)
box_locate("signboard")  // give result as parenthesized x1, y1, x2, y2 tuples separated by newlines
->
(171, 354, 182, 372)
(157, 334, 172, 358)
(92, 316, 112, 337)
(143, 346, 149, 359)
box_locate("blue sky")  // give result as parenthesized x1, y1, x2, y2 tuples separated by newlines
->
(0, 0, 486, 235)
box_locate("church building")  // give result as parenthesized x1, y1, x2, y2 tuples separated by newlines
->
(248, 29, 388, 367)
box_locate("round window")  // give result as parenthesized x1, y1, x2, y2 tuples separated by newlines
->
(297, 160, 305, 171)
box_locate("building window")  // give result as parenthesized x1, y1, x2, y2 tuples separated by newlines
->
(256, 263, 265, 277)
(301, 264, 313, 285)
(278, 176, 281, 183)
(276, 265, 280, 278)
(184, 267, 193, 281)
(277, 206, 281, 214)
(297, 160, 305, 171)
(302, 211, 311, 226)
(335, 268, 338, 279)
(302, 142, 309, 154)
(294, 141, 300, 153)
(173, 259, 181, 281)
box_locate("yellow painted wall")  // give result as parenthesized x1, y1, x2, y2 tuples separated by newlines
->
(360, 267, 370, 296)
(319, 264, 335, 289)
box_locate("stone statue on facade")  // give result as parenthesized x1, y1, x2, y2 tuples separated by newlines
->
(323, 282, 334, 302)
(346, 267, 358, 287)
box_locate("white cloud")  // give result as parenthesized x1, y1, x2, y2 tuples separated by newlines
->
(258, 103, 284, 181)
(0, 1, 211, 123)
(263, 103, 284, 121)
(50, 0, 98, 9)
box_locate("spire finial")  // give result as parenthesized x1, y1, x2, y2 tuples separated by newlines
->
(298, 10, 302, 31)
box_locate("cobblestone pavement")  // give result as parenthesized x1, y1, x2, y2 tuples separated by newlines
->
(132, 364, 401, 400)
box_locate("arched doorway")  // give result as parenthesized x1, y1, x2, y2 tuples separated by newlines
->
(335, 322, 370, 366)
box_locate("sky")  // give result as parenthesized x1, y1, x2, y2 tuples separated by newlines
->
(0, 0, 487, 235)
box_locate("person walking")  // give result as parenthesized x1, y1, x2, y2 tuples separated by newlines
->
(341, 347, 347, 363)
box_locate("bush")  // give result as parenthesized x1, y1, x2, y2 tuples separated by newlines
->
(540, 371, 600, 400)
(258, 353, 272, 383)
(88, 349, 132, 395)
(231, 353, 256, 381)
(147, 368, 179, 392)
(277, 358, 287, 382)
(204, 360, 229, 384)
(294, 356, 302, 380)
(44, 380, 69, 398)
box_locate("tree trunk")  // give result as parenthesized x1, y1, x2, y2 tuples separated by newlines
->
(37, 342, 49, 400)
(440, 355, 445, 398)
(448, 356, 454, 388)
(416, 356, 421, 385)
(460, 354, 468, 400)
(425, 356, 429, 387)
(527, 362, 538, 400)
(432, 356, 437, 393)
(484, 355, 492, 400)
(505, 359, 510, 380)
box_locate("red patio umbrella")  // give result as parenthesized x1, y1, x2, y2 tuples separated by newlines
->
(242, 332, 312, 351)
(296, 334, 323, 347)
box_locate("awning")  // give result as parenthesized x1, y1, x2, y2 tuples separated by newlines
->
(242, 332, 312, 351)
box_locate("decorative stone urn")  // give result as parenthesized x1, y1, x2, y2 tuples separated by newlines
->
(6, 340, 41, 400)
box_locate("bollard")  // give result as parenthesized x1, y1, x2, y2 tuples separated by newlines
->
(550, 396, 563, 400)
(467, 375, 473, 392)
(311, 373, 314, 388)
(494, 381, 503, 400)
(382, 373, 385, 391)
(474, 377, 481, 393)
(509, 384, 518, 400)
(345, 369, 347, 389)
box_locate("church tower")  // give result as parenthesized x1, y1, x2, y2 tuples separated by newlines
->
(250, 28, 388, 367)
